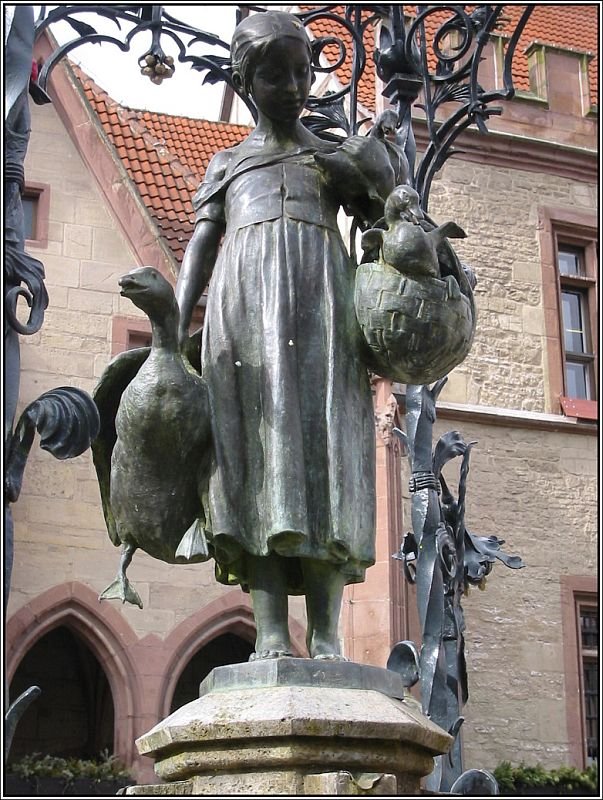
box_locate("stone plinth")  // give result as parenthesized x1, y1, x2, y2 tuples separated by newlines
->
(127, 659, 452, 796)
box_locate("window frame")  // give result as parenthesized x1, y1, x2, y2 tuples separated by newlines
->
(22, 182, 50, 249)
(557, 248, 596, 400)
(111, 304, 205, 356)
(560, 576, 598, 769)
(538, 206, 598, 418)
(111, 316, 152, 357)
(578, 603, 598, 766)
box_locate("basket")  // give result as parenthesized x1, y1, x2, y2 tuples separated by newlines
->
(354, 259, 476, 384)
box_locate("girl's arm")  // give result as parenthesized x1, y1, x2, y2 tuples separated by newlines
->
(176, 219, 222, 346)
(176, 149, 232, 345)
(316, 135, 395, 227)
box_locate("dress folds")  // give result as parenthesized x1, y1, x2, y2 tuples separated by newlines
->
(195, 146, 376, 593)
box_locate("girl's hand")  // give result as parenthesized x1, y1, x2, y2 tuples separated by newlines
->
(316, 136, 395, 202)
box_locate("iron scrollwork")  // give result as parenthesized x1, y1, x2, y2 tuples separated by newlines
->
(32, 5, 533, 212)
(392, 384, 525, 793)
(372, 4, 535, 210)
(4, 6, 100, 758)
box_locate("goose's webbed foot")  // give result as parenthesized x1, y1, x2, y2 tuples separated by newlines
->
(99, 543, 143, 608)
(99, 577, 143, 609)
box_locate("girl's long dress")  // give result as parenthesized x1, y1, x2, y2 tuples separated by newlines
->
(195, 147, 375, 593)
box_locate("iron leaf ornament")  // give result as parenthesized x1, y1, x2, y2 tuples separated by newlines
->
(5, 388, 100, 504)
(391, 390, 524, 793)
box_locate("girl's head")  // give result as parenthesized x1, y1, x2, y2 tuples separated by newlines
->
(231, 11, 313, 98)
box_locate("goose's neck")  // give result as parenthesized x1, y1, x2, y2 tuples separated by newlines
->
(148, 304, 180, 352)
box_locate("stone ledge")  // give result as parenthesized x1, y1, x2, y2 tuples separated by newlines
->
(199, 657, 407, 699)
(394, 391, 599, 435)
(121, 780, 192, 796)
(138, 685, 449, 755)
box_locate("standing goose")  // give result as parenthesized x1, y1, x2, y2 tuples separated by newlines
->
(92, 267, 211, 608)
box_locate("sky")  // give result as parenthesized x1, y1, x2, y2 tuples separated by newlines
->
(37, 5, 240, 120)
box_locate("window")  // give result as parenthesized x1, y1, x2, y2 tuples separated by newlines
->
(111, 303, 204, 356)
(22, 194, 38, 240)
(557, 245, 596, 400)
(579, 605, 598, 766)
(561, 577, 599, 768)
(127, 331, 152, 350)
(539, 207, 597, 419)
(22, 183, 50, 247)
(111, 317, 152, 357)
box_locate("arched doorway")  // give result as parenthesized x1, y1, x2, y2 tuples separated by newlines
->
(8, 625, 114, 762)
(169, 632, 254, 713)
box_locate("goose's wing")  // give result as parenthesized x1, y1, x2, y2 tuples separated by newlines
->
(421, 216, 474, 302)
(91, 346, 150, 546)
(433, 221, 466, 242)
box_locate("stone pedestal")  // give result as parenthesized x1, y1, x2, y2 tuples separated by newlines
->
(126, 659, 452, 796)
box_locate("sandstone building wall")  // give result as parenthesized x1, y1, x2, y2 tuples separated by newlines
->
(429, 158, 597, 413)
(406, 415, 597, 770)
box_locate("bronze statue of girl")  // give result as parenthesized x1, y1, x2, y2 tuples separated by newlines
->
(177, 11, 392, 661)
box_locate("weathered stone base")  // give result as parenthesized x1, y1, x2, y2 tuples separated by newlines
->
(124, 770, 399, 795)
(126, 659, 451, 796)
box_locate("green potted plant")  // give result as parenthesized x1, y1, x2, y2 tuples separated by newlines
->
(5, 750, 134, 796)
(493, 760, 599, 797)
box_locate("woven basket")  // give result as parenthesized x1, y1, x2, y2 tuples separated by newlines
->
(354, 259, 476, 384)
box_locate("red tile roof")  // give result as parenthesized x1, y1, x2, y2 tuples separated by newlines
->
(306, 6, 376, 113)
(306, 4, 598, 109)
(75, 66, 250, 264)
(498, 4, 598, 104)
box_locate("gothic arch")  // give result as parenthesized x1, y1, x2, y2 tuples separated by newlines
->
(6, 581, 142, 764)
(158, 590, 307, 718)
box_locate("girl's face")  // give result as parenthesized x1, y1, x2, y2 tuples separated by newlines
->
(250, 38, 312, 122)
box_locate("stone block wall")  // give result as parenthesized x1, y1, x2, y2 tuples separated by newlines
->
(427, 158, 597, 414)
(395, 412, 597, 770)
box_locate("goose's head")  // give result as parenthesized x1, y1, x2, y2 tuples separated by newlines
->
(119, 267, 176, 319)
(384, 185, 424, 226)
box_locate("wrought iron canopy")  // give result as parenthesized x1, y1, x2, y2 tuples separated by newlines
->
(32, 3, 534, 211)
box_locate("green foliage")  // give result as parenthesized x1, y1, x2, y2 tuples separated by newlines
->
(7, 749, 132, 784)
(493, 761, 599, 795)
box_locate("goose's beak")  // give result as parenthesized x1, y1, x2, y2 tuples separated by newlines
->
(119, 275, 146, 297)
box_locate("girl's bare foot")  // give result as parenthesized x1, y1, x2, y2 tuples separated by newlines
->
(249, 649, 294, 661)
